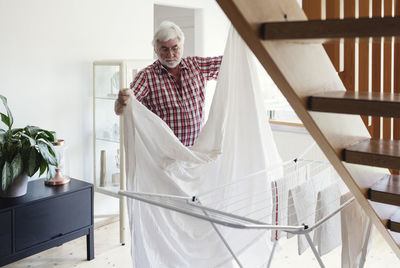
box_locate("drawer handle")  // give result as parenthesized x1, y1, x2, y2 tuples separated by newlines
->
(51, 233, 63, 239)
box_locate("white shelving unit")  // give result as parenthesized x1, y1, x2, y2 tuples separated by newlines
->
(93, 59, 153, 244)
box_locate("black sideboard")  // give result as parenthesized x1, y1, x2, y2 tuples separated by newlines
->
(0, 178, 94, 266)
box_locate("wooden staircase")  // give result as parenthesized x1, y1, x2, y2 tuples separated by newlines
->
(217, 0, 400, 259)
(310, 94, 400, 234)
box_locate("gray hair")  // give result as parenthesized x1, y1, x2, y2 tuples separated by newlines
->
(152, 21, 185, 48)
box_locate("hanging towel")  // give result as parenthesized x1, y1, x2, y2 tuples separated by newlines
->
(271, 164, 306, 242)
(123, 27, 282, 268)
(313, 182, 342, 256)
(286, 164, 309, 240)
(341, 192, 372, 268)
(271, 175, 290, 242)
(289, 179, 317, 255)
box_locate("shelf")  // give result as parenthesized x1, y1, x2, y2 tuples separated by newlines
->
(95, 96, 118, 101)
(96, 137, 120, 143)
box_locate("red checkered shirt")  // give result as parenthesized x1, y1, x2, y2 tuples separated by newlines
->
(130, 56, 222, 146)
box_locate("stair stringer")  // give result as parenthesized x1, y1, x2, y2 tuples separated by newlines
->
(216, 0, 400, 258)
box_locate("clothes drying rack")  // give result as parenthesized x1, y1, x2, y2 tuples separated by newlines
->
(119, 157, 372, 268)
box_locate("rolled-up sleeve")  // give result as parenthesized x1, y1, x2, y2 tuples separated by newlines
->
(194, 56, 223, 81)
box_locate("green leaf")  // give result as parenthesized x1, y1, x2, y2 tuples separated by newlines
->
(38, 138, 59, 163)
(0, 130, 5, 145)
(46, 164, 56, 181)
(36, 131, 56, 143)
(0, 113, 10, 129)
(20, 132, 36, 146)
(24, 126, 41, 137)
(10, 153, 23, 182)
(39, 160, 47, 176)
(1, 161, 11, 191)
(38, 141, 57, 166)
(0, 95, 13, 129)
(27, 148, 38, 177)
(11, 128, 23, 135)
(42, 130, 56, 142)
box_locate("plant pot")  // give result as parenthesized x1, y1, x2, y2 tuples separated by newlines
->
(0, 173, 29, 198)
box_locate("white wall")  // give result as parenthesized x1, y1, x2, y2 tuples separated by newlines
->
(0, 0, 229, 182)
(0, 0, 154, 181)
(271, 127, 326, 162)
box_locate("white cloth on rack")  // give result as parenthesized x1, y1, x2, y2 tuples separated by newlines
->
(341, 192, 372, 268)
(287, 164, 342, 255)
(286, 164, 308, 240)
(289, 179, 317, 255)
(271, 175, 291, 242)
(123, 27, 282, 268)
(313, 182, 342, 256)
(271, 164, 308, 242)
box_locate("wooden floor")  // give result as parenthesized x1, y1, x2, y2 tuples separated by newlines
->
(4, 218, 399, 267)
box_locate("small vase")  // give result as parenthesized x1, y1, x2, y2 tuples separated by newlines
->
(0, 173, 29, 198)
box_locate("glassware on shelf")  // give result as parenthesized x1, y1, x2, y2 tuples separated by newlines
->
(94, 65, 120, 99)
(45, 139, 71, 186)
(111, 149, 120, 186)
(113, 123, 119, 140)
(108, 71, 120, 98)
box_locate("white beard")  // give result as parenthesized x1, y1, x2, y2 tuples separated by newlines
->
(160, 57, 182, 69)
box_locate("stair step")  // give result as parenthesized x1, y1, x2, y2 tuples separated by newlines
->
(388, 210, 400, 233)
(369, 174, 400, 206)
(308, 91, 400, 118)
(344, 139, 400, 170)
(261, 16, 400, 41)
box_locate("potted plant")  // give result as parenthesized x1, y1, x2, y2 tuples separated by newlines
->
(0, 95, 59, 197)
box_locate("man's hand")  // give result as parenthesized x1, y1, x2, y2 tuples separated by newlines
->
(114, 88, 132, 115)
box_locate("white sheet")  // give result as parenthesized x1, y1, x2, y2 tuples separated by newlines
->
(123, 28, 282, 267)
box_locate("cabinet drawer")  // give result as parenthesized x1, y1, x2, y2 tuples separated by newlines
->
(15, 188, 92, 251)
(0, 211, 12, 257)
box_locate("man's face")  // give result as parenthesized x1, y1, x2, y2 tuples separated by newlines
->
(156, 37, 183, 69)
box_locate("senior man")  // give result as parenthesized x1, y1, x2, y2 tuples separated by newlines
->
(115, 21, 222, 146)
